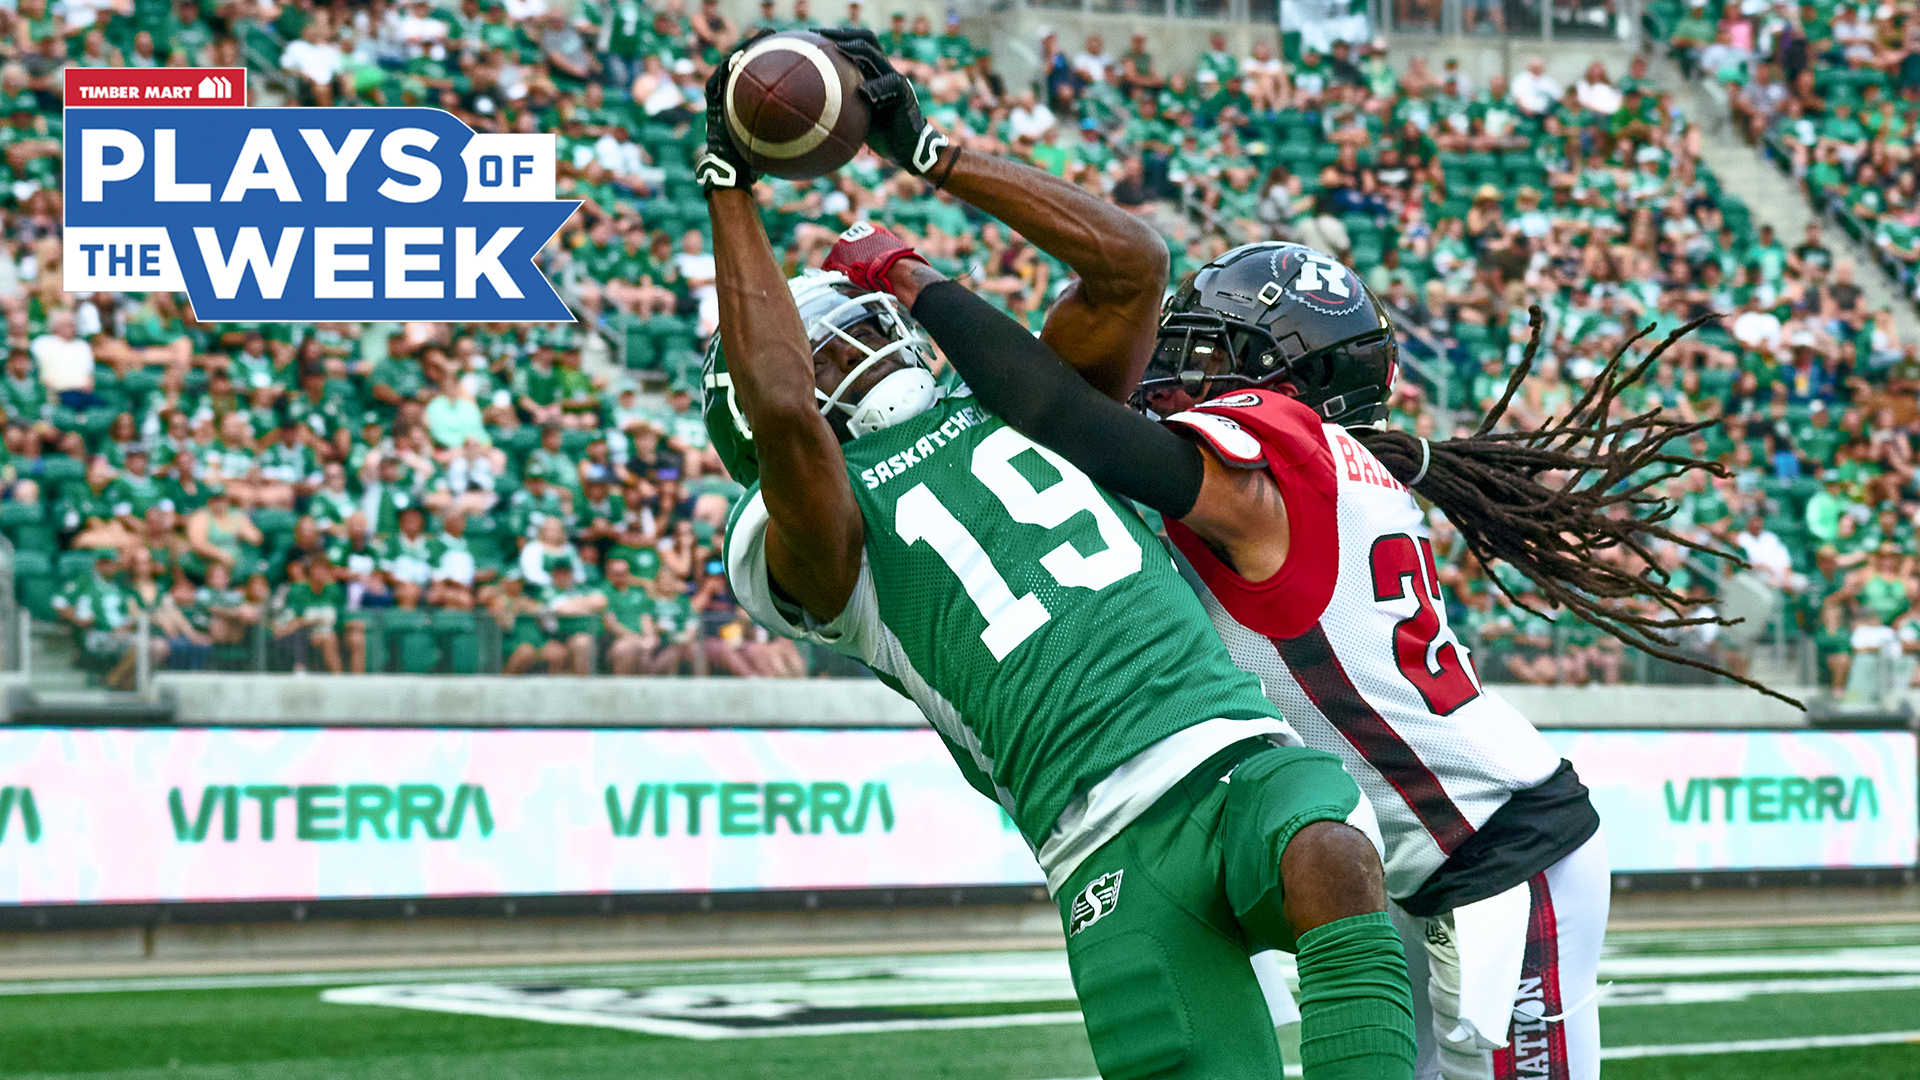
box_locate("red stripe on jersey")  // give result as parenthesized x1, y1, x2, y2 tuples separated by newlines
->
(1495, 873, 1570, 1080)
(1164, 391, 1340, 640)
(1271, 626, 1477, 853)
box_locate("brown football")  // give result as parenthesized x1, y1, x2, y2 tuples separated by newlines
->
(724, 30, 871, 181)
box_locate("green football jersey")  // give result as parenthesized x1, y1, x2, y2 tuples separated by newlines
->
(727, 393, 1279, 864)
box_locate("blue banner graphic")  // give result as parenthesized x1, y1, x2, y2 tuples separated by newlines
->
(63, 107, 579, 322)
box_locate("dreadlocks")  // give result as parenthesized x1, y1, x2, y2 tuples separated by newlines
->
(1349, 307, 1801, 708)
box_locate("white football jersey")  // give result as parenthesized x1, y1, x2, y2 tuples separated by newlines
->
(1163, 390, 1564, 901)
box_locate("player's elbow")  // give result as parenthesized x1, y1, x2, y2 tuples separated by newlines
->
(1099, 220, 1170, 299)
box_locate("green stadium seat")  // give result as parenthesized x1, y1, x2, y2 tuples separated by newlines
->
(433, 610, 484, 674)
(643, 205, 681, 239)
(375, 609, 440, 673)
(13, 550, 52, 619)
(55, 549, 99, 581)
(506, 426, 543, 456)
(1453, 323, 1498, 357)
(651, 316, 699, 363)
(1275, 143, 1317, 172)
(1, 502, 44, 529)
(616, 316, 658, 371)
(252, 508, 297, 548)
(121, 369, 165, 397)
(38, 457, 84, 487)
(8, 522, 56, 556)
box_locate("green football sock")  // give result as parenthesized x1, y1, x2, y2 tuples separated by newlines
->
(1294, 911, 1417, 1080)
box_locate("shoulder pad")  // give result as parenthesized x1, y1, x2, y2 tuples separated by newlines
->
(1164, 410, 1266, 468)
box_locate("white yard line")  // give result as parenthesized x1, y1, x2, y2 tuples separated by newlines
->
(1600, 1030, 1920, 1058)
(319, 985, 1085, 1041)
(1030, 1032, 1920, 1080)
(0, 951, 1069, 996)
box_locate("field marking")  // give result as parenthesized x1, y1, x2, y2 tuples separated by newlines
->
(0, 950, 1073, 997)
(1603, 973, 1920, 1005)
(321, 984, 1085, 1041)
(1599, 1029, 1920, 1058)
(1030, 1032, 1920, 1080)
(19, 942, 1920, 1000)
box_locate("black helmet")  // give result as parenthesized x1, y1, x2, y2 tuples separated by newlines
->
(1142, 242, 1399, 426)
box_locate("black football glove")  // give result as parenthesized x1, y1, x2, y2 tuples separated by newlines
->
(695, 36, 767, 191)
(816, 27, 951, 177)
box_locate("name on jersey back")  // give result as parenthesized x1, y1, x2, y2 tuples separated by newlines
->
(1329, 430, 1408, 494)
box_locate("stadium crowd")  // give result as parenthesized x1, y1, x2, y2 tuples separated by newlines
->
(0, 0, 1913, 694)
(1651, 0, 1920, 693)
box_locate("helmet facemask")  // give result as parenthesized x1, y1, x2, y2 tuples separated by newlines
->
(1135, 311, 1288, 416)
(795, 276, 939, 439)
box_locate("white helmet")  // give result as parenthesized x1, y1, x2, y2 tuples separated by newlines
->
(790, 270, 940, 439)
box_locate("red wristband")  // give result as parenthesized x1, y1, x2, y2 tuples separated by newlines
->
(823, 222, 929, 298)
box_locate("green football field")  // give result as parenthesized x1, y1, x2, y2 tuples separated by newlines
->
(4, 921, 1919, 1079)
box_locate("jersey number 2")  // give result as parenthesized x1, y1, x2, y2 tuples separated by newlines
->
(896, 428, 1143, 661)
(1370, 534, 1480, 715)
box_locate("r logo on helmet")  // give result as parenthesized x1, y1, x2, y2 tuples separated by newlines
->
(1277, 249, 1365, 316)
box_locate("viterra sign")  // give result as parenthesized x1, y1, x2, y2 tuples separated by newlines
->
(0, 728, 1912, 905)
(0, 728, 1037, 904)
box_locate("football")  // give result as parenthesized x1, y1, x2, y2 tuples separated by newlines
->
(723, 30, 871, 181)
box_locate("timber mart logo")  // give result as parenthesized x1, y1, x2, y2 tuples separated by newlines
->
(1068, 870, 1122, 936)
(61, 67, 577, 322)
(196, 74, 236, 100)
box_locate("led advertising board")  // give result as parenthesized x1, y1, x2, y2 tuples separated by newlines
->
(0, 728, 1911, 905)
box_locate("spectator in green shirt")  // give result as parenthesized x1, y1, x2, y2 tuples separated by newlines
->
(275, 557, 346, 673)
(1795, 401, 1845, 471)
(601, 557, 661, 674)
(512, 344, 565, 426)
(1029, 124, 1074, 177)
(934, 11, 972, 66)
(539, 558, 606, 674)
(905, 13, 940, 68)
(369, 351, 430, 412)
(425, 368, 490, 450)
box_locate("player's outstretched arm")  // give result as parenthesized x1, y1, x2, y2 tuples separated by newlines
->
(939, 151, 1166, 404)
(819, 28, 1164, 402)
(701, 67, 864, 621)
(831, 228, 1291, 580)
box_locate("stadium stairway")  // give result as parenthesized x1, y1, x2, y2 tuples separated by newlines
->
(1654, 53, 1920, 343)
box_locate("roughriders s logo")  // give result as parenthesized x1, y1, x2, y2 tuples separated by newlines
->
(1068, 870, 1123, 936)
(1275, 248, 1365, 316)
